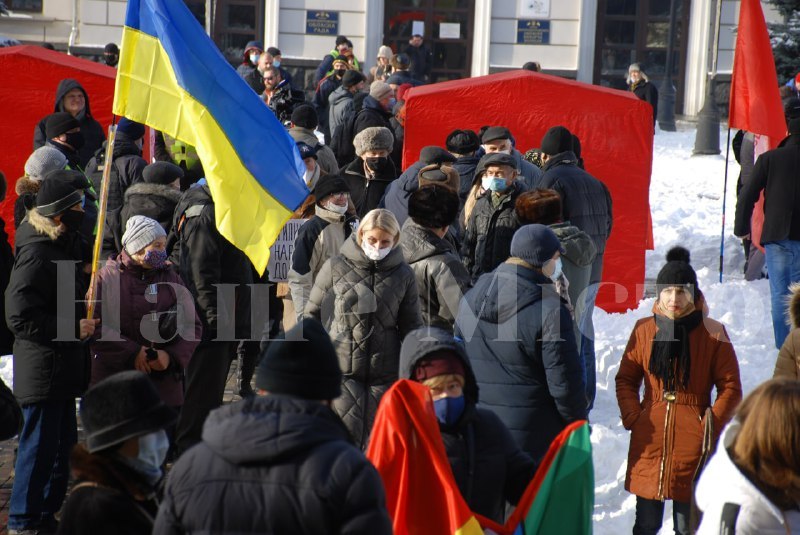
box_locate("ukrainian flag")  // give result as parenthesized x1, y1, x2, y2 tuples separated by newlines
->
(113, 0, 308, 274)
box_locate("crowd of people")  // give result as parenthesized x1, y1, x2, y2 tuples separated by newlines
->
(0, 33, 797, 535)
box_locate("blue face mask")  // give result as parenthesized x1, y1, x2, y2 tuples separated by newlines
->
(119, 430, 169, 486)
(273, 59, 281, 68)
(388, 97, 397, 109)
(481, 176, 508, 193)
(249, 53, 260, 65)
(433, 395, 466, 426)
(548, 257, 563, 282)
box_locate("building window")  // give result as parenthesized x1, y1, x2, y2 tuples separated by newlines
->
(8, 0, 43, 12)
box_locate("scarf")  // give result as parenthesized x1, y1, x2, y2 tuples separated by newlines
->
(649, 309, 703, 391)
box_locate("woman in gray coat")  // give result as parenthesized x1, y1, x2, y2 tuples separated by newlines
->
(306, 208, 422, 449)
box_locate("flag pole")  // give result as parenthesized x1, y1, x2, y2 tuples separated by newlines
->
(719, 126, 732, 283)
(86, 120, 118, 319)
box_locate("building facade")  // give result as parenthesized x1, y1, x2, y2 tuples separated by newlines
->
(0, 0, 780, 116)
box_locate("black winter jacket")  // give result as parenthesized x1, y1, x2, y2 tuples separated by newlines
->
(34, 79, 106, 169)
(84, 136, 147, 214)
(353, 96, 393, 137)
(398, 328, 536, 523)
(455, 262, 587, 461)
(631, 81, 658, 125)
(539, 152, 613, 283)
(168, 185, 252, 341)
(5, 209, 89, 404)
(342, 156, 398, 219)
(735, 135, 800, 243)
(400, 220, 471, 330)
(462, 181, 526, 282)
(305, 236, 422, 448)
(153, 395, 393, 534)
(102, 182, 182, 260)
(0, 217, 15, 355)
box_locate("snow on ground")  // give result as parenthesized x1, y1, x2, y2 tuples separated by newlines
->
(592, 124, 777, 534)
(0, 124, 778, 534)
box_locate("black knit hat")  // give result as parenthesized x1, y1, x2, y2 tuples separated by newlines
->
(45, 112, 79, 139)
(342, 70, 366, 88)
(291, 104, 318, 129)
(656, 246, 698, 290)
(409, 185, 460, 229)
(36, 175, 83, 217)
(255, 318, 342, 400)
(116, 118, 146, 140)
(314, 174, 350, 202)
(143, 161, 184, 185)
(446, 129, 480, 154)
(80, 370, 177, 453)
(541, 125, 574, 156)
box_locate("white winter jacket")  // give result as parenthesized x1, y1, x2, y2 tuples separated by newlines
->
(696, 421, 800, 534)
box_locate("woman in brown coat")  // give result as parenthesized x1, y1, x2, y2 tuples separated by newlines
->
(616, 247, 742, 535)
(774, 282, 800, 379)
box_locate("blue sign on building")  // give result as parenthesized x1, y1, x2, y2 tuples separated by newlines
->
(306, 11, 339, 35)
(516, 20, 551, 45)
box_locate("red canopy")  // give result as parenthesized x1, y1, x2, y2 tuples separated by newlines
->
(402, 70, 654, 313)
(0, 45, 116, 244)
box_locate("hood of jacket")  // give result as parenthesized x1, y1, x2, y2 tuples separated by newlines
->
(124, 182, 182, 205)
(53, 78, 93, 119)
(400, 219, 455, 264)
(202, 395, 352, 465)
(362, 95, 392, 119)
(549, 222, 597, 267)
(329, 85, 353, 108)
(111, 136, 143, 158)
(465, 262, 553, 324)
(15, 176, 41, 196)
(339, 232, 406, 272)
(398, 327, 480, 404)
(16, 207, 66, 246)
(288, 126, 320, 147)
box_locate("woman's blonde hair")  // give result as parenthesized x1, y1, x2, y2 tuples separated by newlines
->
(357, 208, 400, 245)
(732, 378, 800, 507)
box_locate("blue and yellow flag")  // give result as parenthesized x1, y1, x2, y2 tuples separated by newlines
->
(113, 0, 308, 274)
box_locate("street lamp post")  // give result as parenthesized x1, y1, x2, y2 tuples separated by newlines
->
(657, 0, 680, 131)
(694, 0, 724, 155)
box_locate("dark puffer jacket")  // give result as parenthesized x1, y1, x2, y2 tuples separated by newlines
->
(305, 236, 422, 448)
(153, 395, 393, 534)
(84, 135, 148, 214)
(353, 96, 393, 136)
(5, 208, 89, 404)
(399, 220, 471, 330)
(342, 156, 398, 219)
(539, 152, 613, 283)
(33, 79, 106, 169)
(398, 328, 537, 523)
(462, 181, 527, 282)
(102, 182, 182, 260)
(455, 262, 587, 461)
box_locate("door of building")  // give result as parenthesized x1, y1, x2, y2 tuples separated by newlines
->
(383, 0, 475, 84)
(593, 0, 691, 112)
(184, 0, 264, 66)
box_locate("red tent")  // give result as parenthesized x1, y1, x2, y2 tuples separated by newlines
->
(0, 45, 116, 243)
(402, 70, 654, 313)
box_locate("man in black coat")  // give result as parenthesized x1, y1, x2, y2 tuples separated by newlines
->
(5, 176, 98, 534)
(735, 117, 800, 349)
(168, 182, 252, 455)
(446, 129, 482, 208)
(462, 152, 528, 282)
(342, 126, 398, 218)
(313, 57, 348, 142)
(399, 327, 536, 523)
(33, 78, 106, 169)
(538, 125, 612, 412)
(43, 112, 85, 171)
(154, 319, 393, 534)
(627, 64, 658, 127)
(354, 81, 395, 137)
(403, 35, 433, 83)
(455, 224, 587, 461)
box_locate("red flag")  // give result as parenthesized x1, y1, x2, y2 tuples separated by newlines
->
(729, 0, 787, 142)
(366, 380, 483, 535)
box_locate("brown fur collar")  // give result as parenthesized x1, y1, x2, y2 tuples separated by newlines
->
(70, 443, 152, 500)
(27, 207, 65, 241)
(15, 176, 41, 196)
(788, 283, 800, 329)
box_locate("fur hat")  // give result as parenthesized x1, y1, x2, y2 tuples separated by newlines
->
(291, 104, 318, 129)
(24, 146, 67, 181)
(418, 164, 459, 191)
(80, 370, 176, 453)
(142, 161, 184, 185)
(255, 318, 342, 400)
(446, 129, 480, 154)
(121, 215, 167, 254)
(45, 112, 79, 139)
(540, 125, 574, 156)
(408, 185, 460, 229)
(656, 246, 698, 290)
(353, 126, 393, 157)
(369, 81, 393, 101)
(515, 189, 562, 225)
(510, 224, 565, 267)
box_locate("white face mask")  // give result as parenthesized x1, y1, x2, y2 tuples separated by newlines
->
(324, 200, 348, 214)
(249, 53, 260, 65)
(273, 59, 281, 68)
(546, 257, 563, 282)
(362, 241, 392, 261)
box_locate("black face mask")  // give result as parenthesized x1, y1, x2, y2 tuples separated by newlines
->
(65, 132, 85, 151)
(335, 69, 347, 78)
(365, 156, 388, 173)
(60, 210, 84, 233)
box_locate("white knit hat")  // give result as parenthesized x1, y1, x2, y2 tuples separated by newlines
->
(121, 215, 166, 254)
(24, 146, 68, 182)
